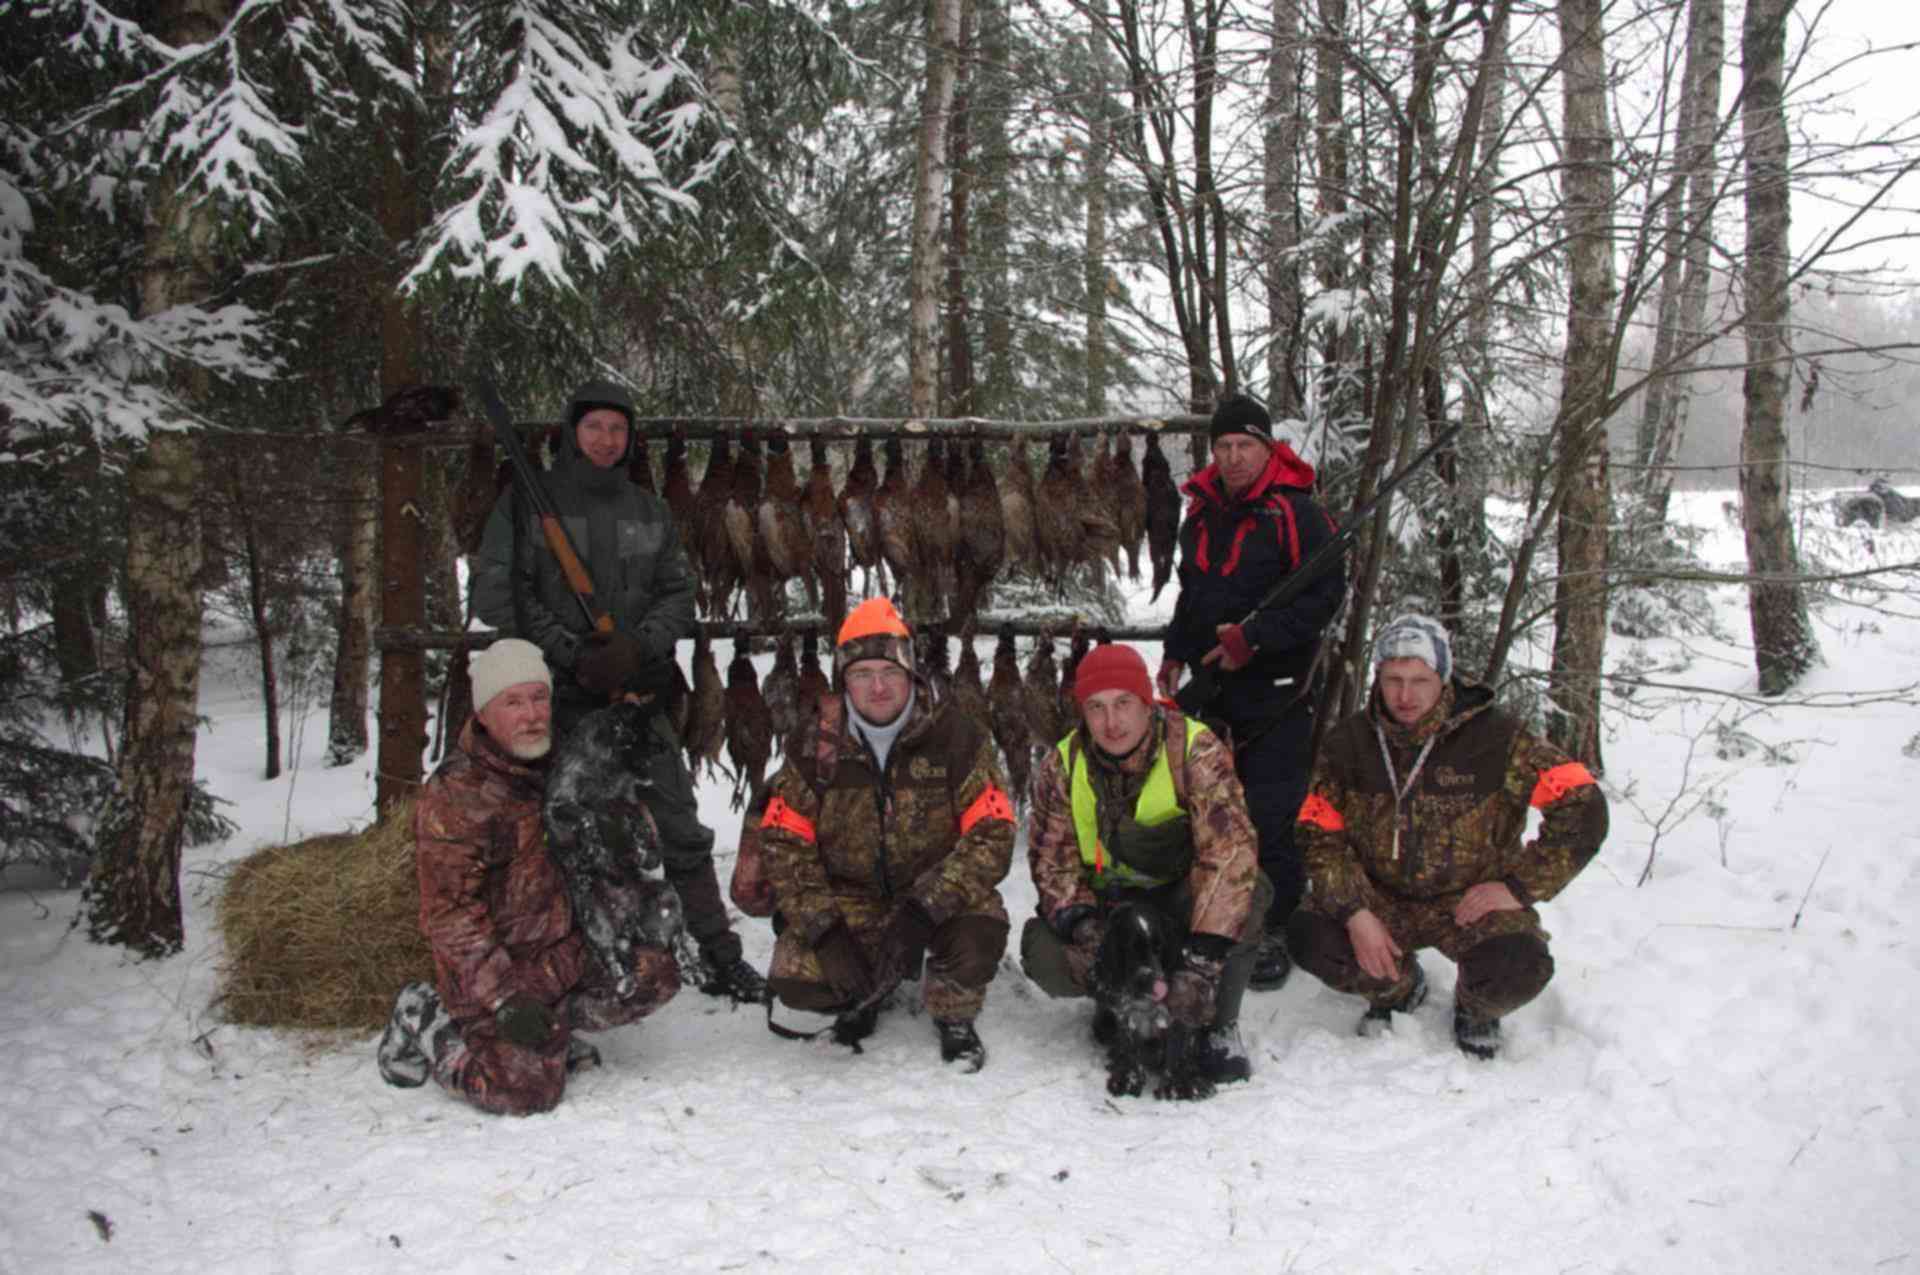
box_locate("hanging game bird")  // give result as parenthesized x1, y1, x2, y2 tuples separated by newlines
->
(874, 436, 916, 605)
(684, 630, 727, 780)
(724, 648, 774, 810)
(1036, 434, 1083, 586)
(627, 434, 655, 493)
(1023, 629, 1064, 754)
(1109, 431, 1149, 582)
(989, 627, 1032, 805)
(762, 629, 801, 756)
(797, 628, 833, 738)
(952, 438, 1006, 625)
(1058, 622, 1091, 730)
(918, 622, 952, 705)
(725, 434, 771, 617)
(663, 431, 698, 563)
(696, 434, 739, 615)
(949, 624, 990, 732)
(804, 436, 848, 635)
(839, 433, 881, 583)
(757, 432, 813, 616)
(1000, 436, 1038, 577)
(1072, 431, 1122, 576)
(1143, 432, 1181, 603)
(908, 437, 956, 619)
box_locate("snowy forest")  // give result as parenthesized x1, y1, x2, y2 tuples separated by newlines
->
(3, 0, 1919, 966)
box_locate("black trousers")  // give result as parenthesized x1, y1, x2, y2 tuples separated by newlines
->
(1213, 693, 1315, 928)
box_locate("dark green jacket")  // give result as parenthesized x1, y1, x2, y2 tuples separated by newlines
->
(470, 439, 697, 697)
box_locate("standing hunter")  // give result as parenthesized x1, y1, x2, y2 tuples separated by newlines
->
(1157, 393, 1345, 992)
(470, 380, 766, 1005)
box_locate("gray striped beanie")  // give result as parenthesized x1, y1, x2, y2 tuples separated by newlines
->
(1372, 614, 1451, 682)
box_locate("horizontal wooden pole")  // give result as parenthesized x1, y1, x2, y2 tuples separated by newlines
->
(376, 617, 1171, 653)
(359, 413, 1211, 450)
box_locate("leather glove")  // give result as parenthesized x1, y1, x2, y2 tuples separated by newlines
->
(575, 629, 646, 694)
(814, 922, 876, 1005)
(1165, 941, 1228, 1028)
(627, 657, 678, 698)
(494, 993, 561, 1049)
(880, 902, 936, 975)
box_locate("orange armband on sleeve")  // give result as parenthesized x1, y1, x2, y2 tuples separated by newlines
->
(762, 795, 817, 843)
(1298, 792, 1347, 831)
(958, 785, 1015, 836)
(1530, 762, 1597, 808)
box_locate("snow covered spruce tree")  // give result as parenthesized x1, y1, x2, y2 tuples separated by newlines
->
(6, 0, 732, 953)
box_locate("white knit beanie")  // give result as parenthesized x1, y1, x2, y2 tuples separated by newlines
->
(1372, 614, 1452, 682)
(470, 638, 552, 711)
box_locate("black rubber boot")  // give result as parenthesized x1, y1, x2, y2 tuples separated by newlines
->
(935, 1019, 987, 1072)
(1247, 929, 1293, 991)
(1454, 1007, 1502, 1060)
(1356, 960, 1428, 1038)
(699, 954, 770, 1005)
(1197, 945, 1256, 1083)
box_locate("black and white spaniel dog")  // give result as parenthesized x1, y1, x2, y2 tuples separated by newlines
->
(542, 701, 688, 996)
(1091, 902, 1214, 1102)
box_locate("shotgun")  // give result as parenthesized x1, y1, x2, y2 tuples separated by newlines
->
(475, 379, 614, 637)
(1172, 422, 1465, 717)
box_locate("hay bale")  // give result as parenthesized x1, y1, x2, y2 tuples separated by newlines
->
(216, 802, 434, 1032)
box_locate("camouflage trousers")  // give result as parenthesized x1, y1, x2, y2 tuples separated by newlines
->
(434, 946, 680, 1117)
(768, 894, 1009, 1024)
(1287, 892, 1554, 1022)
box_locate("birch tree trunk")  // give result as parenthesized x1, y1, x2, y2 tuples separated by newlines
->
(82, 0, 228, 957)
(1315, 0, 1358, 431)
(1645, 0, 1725, 525)
(1264, 0, 1303, 417)
(1739, 0, 1818, 696)
(1547, 0, 1617, 770)
(910, 0, 964, 416)
(1084, 0, 1113, 415)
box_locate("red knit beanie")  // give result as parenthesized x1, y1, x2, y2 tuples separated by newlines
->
(1073, 643, 1153, 705)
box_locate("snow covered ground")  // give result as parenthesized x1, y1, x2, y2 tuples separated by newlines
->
(2, 490, 1916, 1274)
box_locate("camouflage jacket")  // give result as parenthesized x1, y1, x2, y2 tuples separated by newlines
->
(1297, 680, 1607, 922)
(469, 442, 697, 698)
(1027, 709, 1260, 942)
(759, 682, 1015, 945)
(413, 718, 585, 1023)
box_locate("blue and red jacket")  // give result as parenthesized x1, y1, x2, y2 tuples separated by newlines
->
(1164, 442, 1344, 707)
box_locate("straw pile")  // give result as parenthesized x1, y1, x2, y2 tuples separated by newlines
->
(216, 804, 434, 1032)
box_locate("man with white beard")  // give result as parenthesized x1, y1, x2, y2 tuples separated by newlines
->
(376, 639, 681, 1115)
